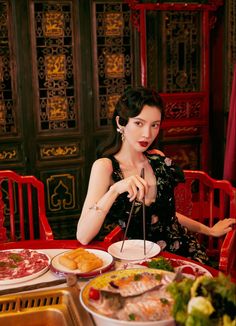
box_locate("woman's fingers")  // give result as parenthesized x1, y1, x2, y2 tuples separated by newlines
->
(228, 218, 236, 225)
(212, 218, 236, 236)
(125, 175, 148, 202)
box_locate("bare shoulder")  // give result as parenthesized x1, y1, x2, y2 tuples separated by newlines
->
(92, 157, 113, 174)
(147, 149, 165, 156)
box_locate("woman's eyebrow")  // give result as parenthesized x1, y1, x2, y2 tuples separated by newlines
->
(134, 117, 161, 123)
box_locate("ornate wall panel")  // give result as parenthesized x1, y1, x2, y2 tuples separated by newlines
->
(225, 0, 236, 106)
(163, 142, 200, 170)
(27, 0, 83, 238)
(147, 10, 201, 93)
(124, 0, 223, 170)
(0, 1, 16, 135)
(0, 0, 26, 171)
(93, 1, 134, 128)
(31, 1, 78, 132)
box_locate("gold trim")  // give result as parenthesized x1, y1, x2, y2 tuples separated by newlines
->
(0, 150, 17, 160)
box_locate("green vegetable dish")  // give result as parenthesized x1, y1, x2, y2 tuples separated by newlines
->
(147, 256, 174, 272)
(167, 273, 236, 326)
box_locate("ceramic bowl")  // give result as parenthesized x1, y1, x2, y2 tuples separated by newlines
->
(80, 268, 175, 326)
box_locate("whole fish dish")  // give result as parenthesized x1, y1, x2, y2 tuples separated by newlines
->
(80, 268, 175, 323)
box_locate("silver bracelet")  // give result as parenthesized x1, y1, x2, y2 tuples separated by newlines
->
(89, 203, 107, 214)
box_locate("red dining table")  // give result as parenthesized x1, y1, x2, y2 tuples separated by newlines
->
(0, 239, 219, 277)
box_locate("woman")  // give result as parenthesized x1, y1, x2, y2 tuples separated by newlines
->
(76, 87, 235, 264)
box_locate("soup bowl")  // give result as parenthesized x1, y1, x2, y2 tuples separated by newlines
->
(80, 268, 175, 326)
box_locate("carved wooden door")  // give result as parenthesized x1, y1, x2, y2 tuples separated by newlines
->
(0, 0, 94, 239)
(0, 0, 138, 239)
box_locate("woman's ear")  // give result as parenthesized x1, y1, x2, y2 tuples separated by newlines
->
(116, 115, 121, 128)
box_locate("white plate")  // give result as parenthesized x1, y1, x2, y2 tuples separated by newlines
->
(50, 249, 114, 278)
(108, 239, 161, 261)
(0, 249, 50, 285)
(170, 258, 212, 278)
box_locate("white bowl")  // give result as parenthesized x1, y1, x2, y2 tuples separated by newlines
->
(80, 268, 175, 326)
(108, 240, 161, 261)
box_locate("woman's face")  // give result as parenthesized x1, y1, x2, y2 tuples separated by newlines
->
(123, 105, 162, 152)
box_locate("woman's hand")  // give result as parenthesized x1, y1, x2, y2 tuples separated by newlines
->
(110, 175, 148, 202)
(210, 218, 236, 237)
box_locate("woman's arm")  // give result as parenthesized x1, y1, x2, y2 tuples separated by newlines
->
(176, 212, 236, 237)
(76, 158, 118, 245)
(76, 158, 148, 245)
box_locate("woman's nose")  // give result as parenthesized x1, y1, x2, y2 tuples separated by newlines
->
(142, 126, 151, 138)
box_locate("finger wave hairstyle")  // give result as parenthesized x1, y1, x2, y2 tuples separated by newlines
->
(97, 86, 164, 158)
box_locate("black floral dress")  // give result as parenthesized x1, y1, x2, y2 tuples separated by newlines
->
(96, 153, 208, 264)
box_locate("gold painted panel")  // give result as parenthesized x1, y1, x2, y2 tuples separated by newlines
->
(0, 149, 17, 161)
(47, 96, 68, 120)
(40, 144, 79, 159)
(104, 13, 123, 36)
(0, 101, 5, 124)
(105, 54, 124, 78)
(43, 12, 64, 37)
(46, 174, 75, 211)
(45, 55, 66, 80)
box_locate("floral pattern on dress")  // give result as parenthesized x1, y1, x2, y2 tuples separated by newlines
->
(96, 153, 208, 264)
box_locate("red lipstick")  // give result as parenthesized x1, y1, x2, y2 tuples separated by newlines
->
(139, 141, 148, 148)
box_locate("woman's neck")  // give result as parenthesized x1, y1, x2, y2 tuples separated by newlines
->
(114, 147, 148, 172)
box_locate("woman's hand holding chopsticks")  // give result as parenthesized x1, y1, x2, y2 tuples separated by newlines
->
(110, 174, 148, 202)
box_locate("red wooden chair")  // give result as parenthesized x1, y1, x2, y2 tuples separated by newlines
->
(0, 170, 54, 242)
(175, 170, 236, 276)
(219, 229, 236, 281)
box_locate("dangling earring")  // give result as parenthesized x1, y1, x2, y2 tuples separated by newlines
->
(117, 127, 125, 142)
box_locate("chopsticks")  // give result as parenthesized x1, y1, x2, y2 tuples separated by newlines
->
(120, 168, 146, 255)
(0, 278, 67, 296)
(120, 197, 136, 253)
(141, 168, 146, 255)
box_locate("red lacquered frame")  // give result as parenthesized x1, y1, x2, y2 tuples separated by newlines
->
(0, 170, 54, 242)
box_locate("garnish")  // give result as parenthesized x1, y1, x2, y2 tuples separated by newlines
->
(129, 313, 136, 320)
(160, 298, 169, 305)
(89, 287, 100, 300)
(155, 273, 162, 281)
(147, 257, 174, 272)
(134, 274, 142, 281)
(9, 253, 23, 262)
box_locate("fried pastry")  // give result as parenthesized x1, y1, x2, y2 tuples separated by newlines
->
(59, 248, 103, 272)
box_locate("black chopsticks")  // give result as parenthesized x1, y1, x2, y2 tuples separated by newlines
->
(0, 278, 67, 296)
(120, 197, 136, 253)
(120, 167, 146, 255)
(141, 168, 146, 255)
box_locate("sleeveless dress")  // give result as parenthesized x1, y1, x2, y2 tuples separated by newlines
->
(96, 152, 208, 264)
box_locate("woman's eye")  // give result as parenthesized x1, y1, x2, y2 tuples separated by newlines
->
(135, 121, 142, 126)
(152, 123, 160, 128)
